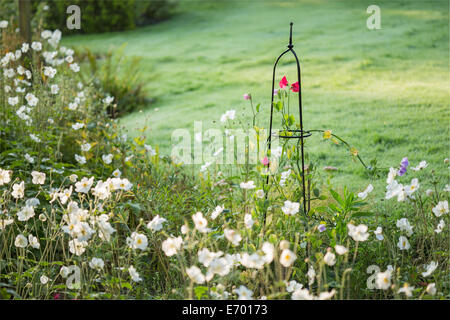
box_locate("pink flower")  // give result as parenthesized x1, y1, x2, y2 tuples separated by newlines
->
(243, 93, 251, 100)
(291, 82, 299, 93)
(279, 76, 288, 89)
(261, 156, 269, 166)
(273, 89, 279, 96)
(53, 293, 61, 300)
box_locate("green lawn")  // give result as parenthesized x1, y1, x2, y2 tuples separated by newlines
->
(64, 0, 450, 193)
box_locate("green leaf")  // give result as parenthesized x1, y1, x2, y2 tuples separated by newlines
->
(351, 211, 374, 218)
(194, 286, 209, 300)
(330, 189, 344, 205)
(255, 103, 261, 112)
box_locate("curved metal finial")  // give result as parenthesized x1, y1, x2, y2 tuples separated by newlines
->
(288, 22, 293, 49)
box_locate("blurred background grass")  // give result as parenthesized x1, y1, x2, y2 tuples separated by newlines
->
(63, 0, 450, 193)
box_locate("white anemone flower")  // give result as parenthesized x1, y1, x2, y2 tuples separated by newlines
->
(422, 261, 438, 277)
(162, 236, 183, 256)
(279, 248, 296, 267)
(357, 184, 373, 199)
(432, 201, 448, 217)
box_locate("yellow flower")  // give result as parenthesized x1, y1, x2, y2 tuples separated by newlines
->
(323, 130, 332, 139)
(350, 147, 358, 156)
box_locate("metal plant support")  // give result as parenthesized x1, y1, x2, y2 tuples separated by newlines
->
(266, 22, 311, 215)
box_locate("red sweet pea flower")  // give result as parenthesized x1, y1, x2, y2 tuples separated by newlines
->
(279, 76, 288, 89)
(291, 81, 299, 92)
(261, 156, 269, 166)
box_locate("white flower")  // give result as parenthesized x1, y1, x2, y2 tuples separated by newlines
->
(220, 110, 236, 123)
(244, 213, 255, 229)
(374, 226, 384, 241)
(41, 30, 52, 39)
(211, 205, 224, 220)
(279, 248, 296, 267)
(357, 184, 373, 199)
(208, 257, 232, 278)
(40, 275, 50, 285)
(31, 171, 46, 184)
(80, 143, 92, 152)
(397, 283, 414, 297)
(128, 265, 142, 282)
(29, 134, 41, 143)
(28, 234, 40, 249)
(405, 178, 419, 196)
(421, 261, 438, 277)
(31, 41, 42, 51)
(385, 180, 406, 201)
(162, 236, 183, 256)
(102, 95, 114, 105)
(198, 248, 223, 267)
(68, 239, 88, 256)
(25, 93, 39, 107)
(234, 285, 253, 300)
(0, 169, 12, 185)
(144, 144, 157, 156)
(21, 43, 29, 53)
(60, 266, 70, 278)
(426, 283, 436, 295)
(281, 200, 300, 215)
(70, 63, 80, 72)
(435, 219, 445, 233)
(200, 161, 213, 173)
(126, 232, 148, 250)
(397, 236, 410, 250)
(255, 189, 265, 199)
(186, 266, 205, 284)
(0, 219, 13, 230)
(15, 234, 28, 248)
(240, 180, 256, 189)
(386, 167, 397, 184)
(375, 269, 392, 290)
(396, 218, 414, 236)
(334, 245, 348, 255)
(432, 201, 448, 217)
(192, 211, 209, 233)
(92, 180, 111, 200)
(102, 154, 113, 164)
(50, 84, 59, 94)
(411, 160, 428, 171)
(323, 250, 336, 266)
(8, 96, 19, 106)
(444, 185, 450, 192)
(112, 169, 121, 178)
(89, 257, 105, 271)
(262, 242, 274, 264)
(147, 215, 167, 232)
(0, 20, 8, 28)
(75, 154, 86, 164)
(285, 280, 303, 293)
(72, 123, 84, 130)
(224, 228, 242, 246)
(11, 181, 25, 199)
(68, 102, 78, 110)
(240, 252, 265, 269)
(291, 288, 314, 300)
(17, 205, 35, 221)
(347, 223, 369, 241)
(307, 265, 316, 285)
(75, 176, 94, 193)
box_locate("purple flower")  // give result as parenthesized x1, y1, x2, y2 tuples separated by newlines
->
(273, 89, 279, 96)
(318, 224, 326, 232)
(398, 157, 409, 176)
